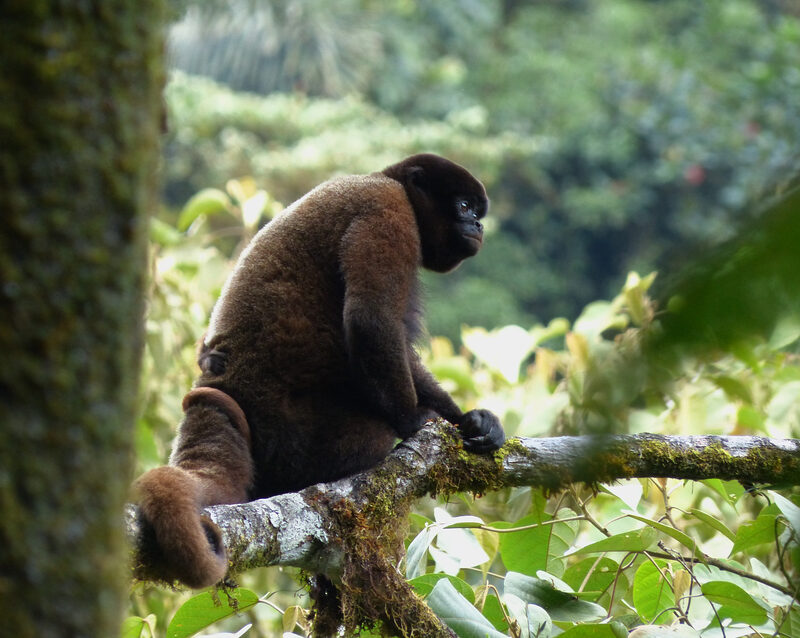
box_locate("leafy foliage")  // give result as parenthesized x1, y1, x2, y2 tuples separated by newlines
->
(163, 0, 800, 335)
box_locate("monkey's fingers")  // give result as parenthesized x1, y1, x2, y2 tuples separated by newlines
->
(462, 434, 503, 453)
(458, 409, 505, 452)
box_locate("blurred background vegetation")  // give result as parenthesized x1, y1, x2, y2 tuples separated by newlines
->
(160, 0, 800, 339)
(131, 1, 800, 636)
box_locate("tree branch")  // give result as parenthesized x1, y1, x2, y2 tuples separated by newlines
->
(126, 421, 800, 635)
(128, 421, 800, 579)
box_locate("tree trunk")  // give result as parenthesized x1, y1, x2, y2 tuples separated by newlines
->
(0, 3, 164, 637)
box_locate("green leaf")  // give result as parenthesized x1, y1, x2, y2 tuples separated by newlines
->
(524, 604, 552, 638)
(623, 626, 700, 637)
(504, 571, 606, 623)
(406, 525, 437, 579)
(427, 579, 508, 638)
(771, 491, 800, 536)
(282, 606, 306, 634)
(692, 561, 754, 592)
(730, 341, 762, 372)
(166, 589, 259, 638)
(730, 513, 779, 555)
(625, 513, 703, 560)
(710, 375, 752, 403)
(766, 381, 800, 424)
(782, 605, 800, 637)
(563, 557, 623, 599)
(471, 526, 500, 571)
(462, 325, 538, 384)
(601, 481, 643, 511)
(573, 301, 628, 341)
(700, 580, 768, 625)
(769, 315, 800, 348)
(494, 510, 575, 577)
(433, 510, 490, 573)
(497, 514, 552, 577)
(495, 512, 576, 578)
(479, 593, 509, 632)
(530, 317, 570, 347)
(121, 615, 155, 638)
(410, 574, 475, 603)
(688, 508, 736, 542)
(408, 510, 490, 577)
(558, 625, 619, 638)
(700, 479, 744, 507)
(408, 513, 433, 529)
(632, 560, 674, 624)
(503, 594, 553, 638)
(736, 405, 766, 432)
(177, 188, 230, 231)
(549, 510, 580, 576)
(609, 621, 630, 638)
(429, 357, 478, 394)
(622, 271, 656, 326)
(149, 217, 183, 246)
(568, 526, 658, 556)
(531, 489, 549, 520)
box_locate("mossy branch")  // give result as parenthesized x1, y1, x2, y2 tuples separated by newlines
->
(127, 421, 800, 636)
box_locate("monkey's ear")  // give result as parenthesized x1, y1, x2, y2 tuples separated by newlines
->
(406, 165, 426, 189)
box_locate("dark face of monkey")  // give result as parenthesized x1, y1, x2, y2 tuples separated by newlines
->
(383, 153, 489, 273)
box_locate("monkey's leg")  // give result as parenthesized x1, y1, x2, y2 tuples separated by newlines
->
(135, 388, 253, 588)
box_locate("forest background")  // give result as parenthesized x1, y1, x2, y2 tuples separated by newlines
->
(130, 1, 800, 637)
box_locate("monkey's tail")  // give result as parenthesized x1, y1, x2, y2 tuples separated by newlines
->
(134, 466, 228, 588)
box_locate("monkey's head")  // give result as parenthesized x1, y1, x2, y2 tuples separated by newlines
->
(383, 153, 489, 273)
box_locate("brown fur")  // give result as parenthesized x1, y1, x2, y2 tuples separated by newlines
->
(135, 154, 505, 588)
(182, 387, 250, 448)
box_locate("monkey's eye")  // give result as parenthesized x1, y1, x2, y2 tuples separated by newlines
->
(458, 200, 470, 212)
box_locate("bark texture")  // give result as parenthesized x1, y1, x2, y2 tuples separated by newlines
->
(0, 3, 164, 636)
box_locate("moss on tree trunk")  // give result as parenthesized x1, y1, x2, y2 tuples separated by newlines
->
(0, 3, 164, 636)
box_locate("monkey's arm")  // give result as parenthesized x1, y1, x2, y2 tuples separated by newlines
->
(340, 212, 430, 438)
(410, 353, 506, 452)
(409, 354, 461, 422)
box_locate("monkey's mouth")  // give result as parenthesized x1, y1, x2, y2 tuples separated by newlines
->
(460, 235, 482, 255)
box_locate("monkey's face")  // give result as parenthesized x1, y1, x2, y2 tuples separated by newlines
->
(383, 153, 490, 273)
(452, 195, 486, 258)
(419, 186, 489, 273)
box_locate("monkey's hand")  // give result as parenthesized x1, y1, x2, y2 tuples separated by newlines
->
(457, 409, 505, 453)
